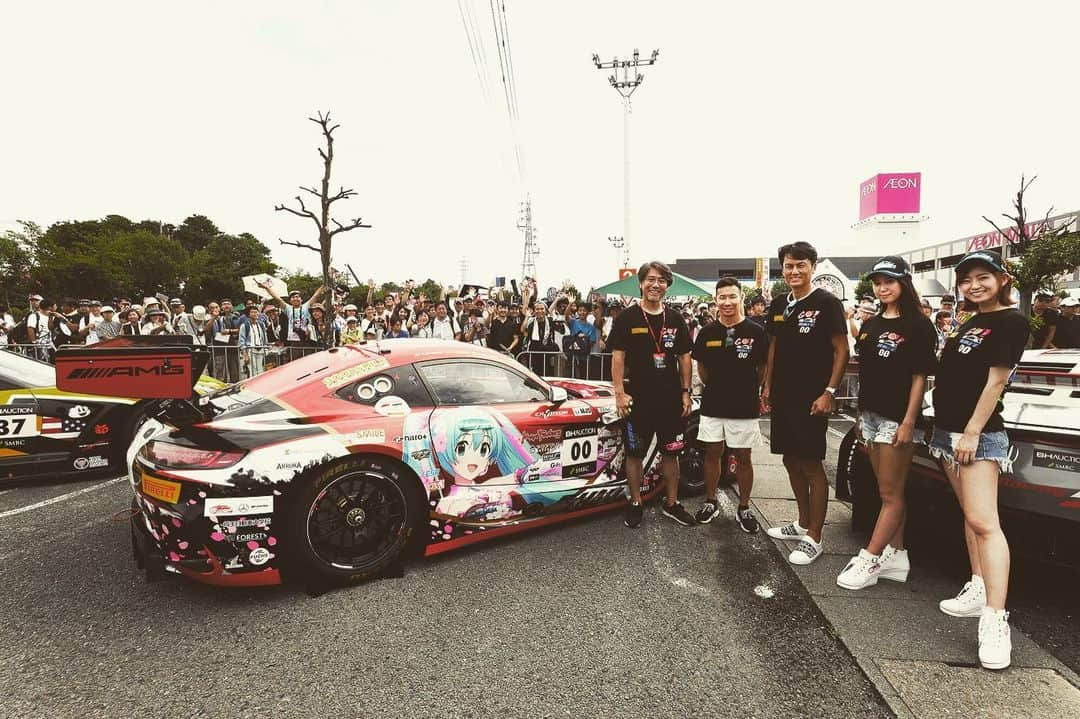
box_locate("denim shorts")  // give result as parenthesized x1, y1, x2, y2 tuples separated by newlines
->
(859, 410, 925, 445)
(928, 428, 1014, 474)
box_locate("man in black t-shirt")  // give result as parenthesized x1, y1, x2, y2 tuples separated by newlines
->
(692, 277, 767, 533)
(762, 242, 849, 566)
(487, 302, 520, 355)
(1031, 292, 1060, 348)
(1056, 297, 1079, 348)
(608, 261, 695, 529)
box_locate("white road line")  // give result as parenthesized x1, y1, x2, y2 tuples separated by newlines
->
(0, 477, 126, 520)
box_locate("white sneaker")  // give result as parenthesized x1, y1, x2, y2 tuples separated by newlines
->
(978, 608, 1012, 670)
(789, 536, 822, 565)
(836, 549, 882, 590)
(939, 576, 986, 617)
(878, 544, 910, 583)
(766, 521, 808, 540)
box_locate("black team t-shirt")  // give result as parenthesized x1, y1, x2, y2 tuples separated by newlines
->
(487, 317, 518, 351)
(692, 319, 767, 418)
(766, 288, 847, 408)
(607, 304, 692, 408)
(933, 308, 1029, 433)
(855, 314, 937, 422)
(1031, 308, 1059, 348)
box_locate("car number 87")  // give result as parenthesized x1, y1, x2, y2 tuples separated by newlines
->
(0, 417, 36, 437)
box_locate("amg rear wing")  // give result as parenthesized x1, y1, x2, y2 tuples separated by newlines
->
(55, 336, 209, 400)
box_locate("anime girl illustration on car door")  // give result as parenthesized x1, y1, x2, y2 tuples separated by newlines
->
(402, 406, 549, 521)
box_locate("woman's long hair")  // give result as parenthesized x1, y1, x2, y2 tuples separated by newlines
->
(877, 273, 933, 339)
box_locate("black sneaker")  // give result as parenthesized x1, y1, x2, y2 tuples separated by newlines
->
(736, 507, 760, 534)
(624, 501, 643, 528)
(695, 501, 720, 524)
(661, 502, 695, 527)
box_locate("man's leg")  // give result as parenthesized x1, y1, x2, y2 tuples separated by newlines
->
(625, 455, 645, 504)
(703, 443, 725, 502)
(732, 447, 754, 508)
(782, 455, 811, 529)
(801, 457, 829, 543)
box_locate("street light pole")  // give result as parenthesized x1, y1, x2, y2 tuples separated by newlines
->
(592, 48, 659, 266)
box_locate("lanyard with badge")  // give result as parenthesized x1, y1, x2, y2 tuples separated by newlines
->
(643, 306, 669, 369)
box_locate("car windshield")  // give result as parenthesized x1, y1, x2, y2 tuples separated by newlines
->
(0, 350, 57, 388)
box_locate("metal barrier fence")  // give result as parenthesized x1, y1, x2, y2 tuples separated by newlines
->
(515, 351, 613, 382)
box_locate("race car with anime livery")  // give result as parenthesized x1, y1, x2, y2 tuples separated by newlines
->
(840, 348, 1080, 565)
(57, 339, 702, 587)
(0, 342, 221, 483)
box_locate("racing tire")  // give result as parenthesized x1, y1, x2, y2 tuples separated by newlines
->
(285, 455, 428, 584)
(678, 413, 705, 497)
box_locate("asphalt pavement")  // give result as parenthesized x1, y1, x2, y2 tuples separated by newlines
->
(0, 469, 888, 719)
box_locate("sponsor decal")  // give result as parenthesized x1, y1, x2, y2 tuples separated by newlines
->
(66, 365, 184, 379)
(68, 405, 91, 419)
(796, 310, 820, 334)
(1032, 447, 1080, 473)
(411, 449, 431, 461)
(232, 532, 268, 542)
(374, 395, 410, 417)
(203, 496, 275, 517)
(393, 433, 428, 443)
(73, 455, 108, 470)
(572, 406, 593, 417)
(956, 327, 991, 354)
(562, 425, 598, 478)
(220, 517, 268, 530)
(533, 407, 574, 419)
(734, 337, 755, 360)
(347, 428, 386, 445)
(275, 461, 302, 470)
(631, 327, 649, 334)
(141, 475, 182, 504)
(247, 547, 271, 566)
(874, 331, 906, 358)
(94, 423, 109, 435)
(321, 357, 391, 389)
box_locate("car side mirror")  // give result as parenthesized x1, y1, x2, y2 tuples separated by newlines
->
(550, 386, 568, 405)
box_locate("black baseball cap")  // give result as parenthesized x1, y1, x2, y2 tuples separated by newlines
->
(867, 256, 911, 279)
(956, 250, 1007, 276)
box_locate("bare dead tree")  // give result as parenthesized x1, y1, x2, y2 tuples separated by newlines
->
(981, 174, 1070, 314)
(275, 111, 371, 344)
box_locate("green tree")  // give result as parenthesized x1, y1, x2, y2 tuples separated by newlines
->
(1011, 232, 1080, 309)
(279, 268, 324, 302)
(0, 221, 42, 312)
(108, 229, 188, 300)
(853, 273, 873, 300)
(186, 232, 277, 302)
(982, 174, 1073, 314)
(770, 278, 790, 297)
(172, 215, 220, 255)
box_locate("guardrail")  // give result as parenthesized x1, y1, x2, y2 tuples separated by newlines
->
(515, 351, 613, 382)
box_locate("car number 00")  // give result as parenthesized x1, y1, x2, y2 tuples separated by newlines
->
(569, 440, 592, 461)
(561, 432, 598, 469)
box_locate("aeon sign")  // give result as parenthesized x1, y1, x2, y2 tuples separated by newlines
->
(859, 172, 921, 220)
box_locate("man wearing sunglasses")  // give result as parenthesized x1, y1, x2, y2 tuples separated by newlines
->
(762, 242, 848, 565)
(691, 276, 768, 532)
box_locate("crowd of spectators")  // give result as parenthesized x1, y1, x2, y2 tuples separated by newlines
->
(2, 276, 1077, 383)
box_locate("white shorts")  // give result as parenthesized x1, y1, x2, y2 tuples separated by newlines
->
(697, 416, 764, 448)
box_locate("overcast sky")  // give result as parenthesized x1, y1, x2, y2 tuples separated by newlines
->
(2, 1, 1077, 291)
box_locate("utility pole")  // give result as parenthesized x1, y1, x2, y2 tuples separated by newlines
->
(518, 194, 539, 280)
(459, 257, 469, 287)
(607, 235, 628, 270)
(592, 48, 659, 266)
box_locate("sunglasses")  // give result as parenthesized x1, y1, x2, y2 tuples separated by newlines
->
(782, 295, 799, 321)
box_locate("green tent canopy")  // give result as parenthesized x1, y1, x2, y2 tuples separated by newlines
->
(592, 272, 712, 298)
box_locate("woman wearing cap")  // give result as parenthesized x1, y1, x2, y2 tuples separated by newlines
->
(120, 308, 143, 335)
(837, 257, 936, 592)
(932, 251, 1029, 670)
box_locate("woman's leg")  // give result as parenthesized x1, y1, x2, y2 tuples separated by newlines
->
(958, 460, 1009, 609)
(866, 442, 915, 556)
(943, 460, 982, 578)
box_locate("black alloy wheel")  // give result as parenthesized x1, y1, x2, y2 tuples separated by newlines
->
(679, 413, 705, 496)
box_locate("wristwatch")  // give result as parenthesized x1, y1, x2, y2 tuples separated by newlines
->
(681, 388, 691, 394)
(825, 386, 837, 395)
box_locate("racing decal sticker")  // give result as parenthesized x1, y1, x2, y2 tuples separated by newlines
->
(204, 496, 275, 517)
(1032, 447, 1080, 473)
(374, 395, 410, 417)
(0, 406, 37, 439)
(247, 547, 271, 566)
(573, 406, 593, 417)
(561, 425, 598, 478)
(345, 428, 386, 445)
(734, 337, 755, 360)
(631, 327, 649, 334)
(72, 455, 108, 470)
(522, 427, 562, 445)
(321, 357, 391, 389)
(68, 405, 91, 419)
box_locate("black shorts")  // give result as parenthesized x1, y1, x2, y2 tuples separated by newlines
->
(769, 403, 828, 460)
(623, 402, 686, 459)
